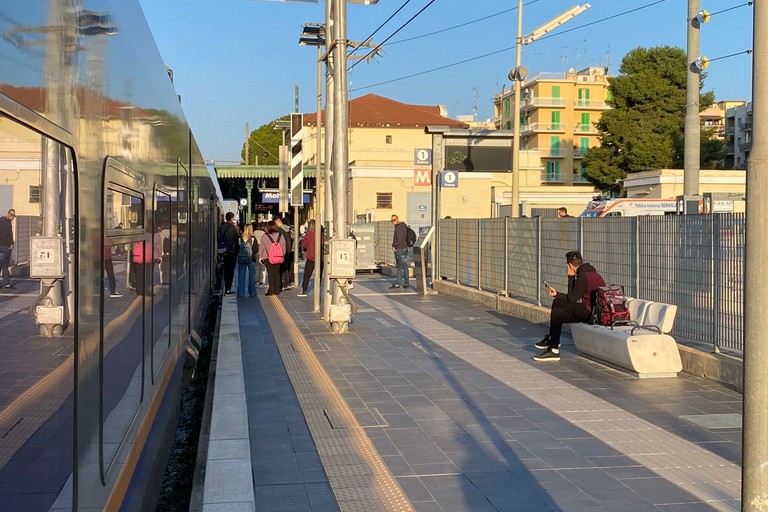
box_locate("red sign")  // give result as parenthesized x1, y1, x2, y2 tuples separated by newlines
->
(414, 169, 431, 186)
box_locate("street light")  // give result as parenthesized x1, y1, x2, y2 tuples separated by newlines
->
(509, 3, 590, 217)
(299, 22, 326, 313)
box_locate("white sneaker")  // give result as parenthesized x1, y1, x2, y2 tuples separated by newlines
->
(110, 292, 123, 298)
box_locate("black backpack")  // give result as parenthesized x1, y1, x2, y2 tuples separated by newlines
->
(406, 225, 417, 247)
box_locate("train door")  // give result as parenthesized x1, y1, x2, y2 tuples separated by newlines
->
(0, 110, 76, 510)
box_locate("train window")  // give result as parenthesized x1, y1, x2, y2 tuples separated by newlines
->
(177, 162, 189, 280)
(0, 113, 75, 510)
(152, 190, 172, 381)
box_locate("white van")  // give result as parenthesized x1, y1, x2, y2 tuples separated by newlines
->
(580, 198, 678, 217)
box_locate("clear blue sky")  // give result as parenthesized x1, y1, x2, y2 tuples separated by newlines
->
(139, 0, 754, 163)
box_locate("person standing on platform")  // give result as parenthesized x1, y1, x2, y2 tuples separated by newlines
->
(103, 245, 122, 298)
(298, 219, 323, 297)
(275, 216, 294, 291)
(0, 208, 16, 289)
(533, 250, 605, 362)
(389, 214, 409, 289)
(237, 224, 257, 297)
(258, 220, 286, 296)
(253, 221, 267, 288)
(219, 212, 239, 295)
(557, 207, 571, 218)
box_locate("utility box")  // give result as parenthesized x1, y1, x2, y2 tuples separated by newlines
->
(350, 223, 377, 272)
(327, 239, 357, 279)
(30, 236, 65, 279)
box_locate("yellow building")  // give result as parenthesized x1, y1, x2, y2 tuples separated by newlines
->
(494, 67, 610, 187)
(303, 94, 599, 221)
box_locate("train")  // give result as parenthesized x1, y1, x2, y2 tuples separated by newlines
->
(0, 2, 222, 510)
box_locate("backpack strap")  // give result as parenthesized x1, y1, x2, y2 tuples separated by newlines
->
(265, 233, 275, 244)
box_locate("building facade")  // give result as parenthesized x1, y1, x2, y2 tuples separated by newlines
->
(494, 67, 610, 187)
(724, 102, 752, 169)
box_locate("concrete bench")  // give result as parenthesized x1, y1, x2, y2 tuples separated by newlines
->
(571, 298, 683, 378)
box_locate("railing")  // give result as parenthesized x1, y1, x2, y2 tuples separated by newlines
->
(573, 147, 588, 158)
(368, 215, 746, 354)
(536, 147, 568, 158)
(738, 141, 752, 152)
(573, 123, 597, 134)
(522, 97, 568, 109)
(522, 123, 567, 134)
(572, 172, 591, 183)
(574, 99, 609, 109)
(540, 172, 566, 183)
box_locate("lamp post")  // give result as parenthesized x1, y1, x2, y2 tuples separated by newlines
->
(299, 23, 325, 313)
(508, 3, 590, 217)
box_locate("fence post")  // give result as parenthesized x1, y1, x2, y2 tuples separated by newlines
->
(578, 216, 584, 254)
(634, 217, 640, 298)
(477, 219, 482, 290)
(503, 216, 509, 296)
(455, 219, 460, 285)
(712, 214, 721, 353)
(536, 216, 542, 307)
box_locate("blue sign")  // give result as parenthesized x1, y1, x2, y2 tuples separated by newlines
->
(414, 148, 432, 166)
(441, 170, 459, 188)
(262, 191, 310, 204)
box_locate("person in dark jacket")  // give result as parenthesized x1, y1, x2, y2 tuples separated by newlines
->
(298, 219, 323, 297)
(390, 214, 409, 289)
(534, 250, 605, 362)
(0, 209, 16, 289)
(219, 212, 240, 294)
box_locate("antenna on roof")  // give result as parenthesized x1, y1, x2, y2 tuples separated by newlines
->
(472, 88, 478, 121)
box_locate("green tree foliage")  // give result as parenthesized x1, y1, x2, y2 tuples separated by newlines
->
(583, 46, 716, 190)
(241, 116, 289, 165)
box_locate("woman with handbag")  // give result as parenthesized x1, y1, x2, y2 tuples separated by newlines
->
(236, 224, 257, 297)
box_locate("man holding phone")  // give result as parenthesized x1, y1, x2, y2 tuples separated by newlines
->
(534, 251, 605, 361)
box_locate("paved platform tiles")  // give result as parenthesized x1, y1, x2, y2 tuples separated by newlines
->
(238, 274, 743, 512)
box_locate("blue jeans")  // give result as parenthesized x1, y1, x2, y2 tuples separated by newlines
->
(0, 246, 11, 287)
(237, 260, 257, 296)
(394, 248, 409, 286)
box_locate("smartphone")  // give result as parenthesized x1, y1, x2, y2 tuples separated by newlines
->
(542, 280, 550, 289)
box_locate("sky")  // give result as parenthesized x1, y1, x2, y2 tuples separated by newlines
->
(138, 0, 755, 163)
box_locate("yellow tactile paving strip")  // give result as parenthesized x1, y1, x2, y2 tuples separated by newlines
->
(258, 295, 415, 512)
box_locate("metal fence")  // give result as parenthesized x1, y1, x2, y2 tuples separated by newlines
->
(369, 215, 745, 353)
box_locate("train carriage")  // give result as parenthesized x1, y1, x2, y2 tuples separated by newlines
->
(0, 2, 221, 510)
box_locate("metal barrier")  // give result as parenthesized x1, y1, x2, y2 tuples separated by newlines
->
(369, 215, 745, 354)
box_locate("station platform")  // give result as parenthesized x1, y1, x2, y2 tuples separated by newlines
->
(199, 273, 742, 512)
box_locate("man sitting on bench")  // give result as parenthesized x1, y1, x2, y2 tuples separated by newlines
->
(534, 251, 606, 362)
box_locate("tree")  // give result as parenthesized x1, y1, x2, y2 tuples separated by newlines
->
(583, 46, 715, 190)
(241, 116, 289, 165)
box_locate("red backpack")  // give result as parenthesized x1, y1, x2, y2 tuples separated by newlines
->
(265, 232, 284, 264)
(590, 285, 631, 326)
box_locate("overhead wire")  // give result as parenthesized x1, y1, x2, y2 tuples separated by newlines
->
(350, 0, 677, 92)
(348, 0, 437, 71)
(347, 0, 414, 57)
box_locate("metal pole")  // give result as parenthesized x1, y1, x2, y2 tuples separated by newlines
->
(743, 0, 768, 507)
(322, 0, 334, 322)
(245, 122, 249, 164)
(683, 0, 701, 199)
(331, 0, 349, 333)
(510, 0, 523, 218)
(313, 43, 323, 313)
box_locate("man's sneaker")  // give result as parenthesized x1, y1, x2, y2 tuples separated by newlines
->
(403, 284, 410, 289)
(4, 284, 16, 289)
(297, 291, 308, 297)
(389, 284, 400, 289)
(534, 335, 551, 350)
(110, 292, 123, 298)
(533, 348, 560, 362)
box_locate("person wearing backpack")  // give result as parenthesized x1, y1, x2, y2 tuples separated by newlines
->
(533, 250, 606, 362)
(389, 214, 410, 289)
(236, 224, 257, 297)
(218, 212, 240, 295)
(257, 220, 286, 296)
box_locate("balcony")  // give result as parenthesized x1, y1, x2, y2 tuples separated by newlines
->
(540, 171, 566, 183)
(739, 141, 752, 152)
(738, 120, 753, 131)
(572, 172, 591, 184)
(573, 123, 598, 134)
(574, 99, 609, 109)
(536, 147, 568, 158)
(572, 147, 588, 158)
(522, 97, 568, 110)
(521, 122, 567, 134)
